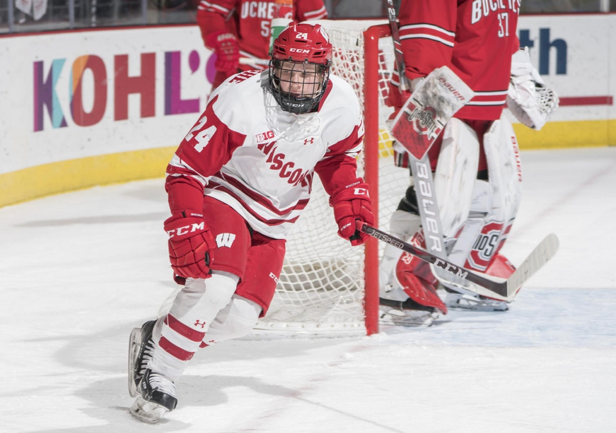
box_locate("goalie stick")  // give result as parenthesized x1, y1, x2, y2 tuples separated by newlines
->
(357, 221, 559, 302)
(384, 0, 410, 91)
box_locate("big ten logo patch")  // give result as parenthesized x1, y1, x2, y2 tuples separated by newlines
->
(256, 130, 275, 143)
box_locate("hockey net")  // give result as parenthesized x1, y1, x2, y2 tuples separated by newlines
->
(254, 21, 409, 336)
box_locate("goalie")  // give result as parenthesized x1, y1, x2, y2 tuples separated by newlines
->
(127, 23, 374, 423)
(379, 0, 559, 325)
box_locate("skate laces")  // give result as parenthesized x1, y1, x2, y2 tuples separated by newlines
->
(148, 372, 176, 397)
(138, 336, 156, 377)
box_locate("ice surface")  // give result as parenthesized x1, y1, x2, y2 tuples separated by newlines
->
(0, 147, 615, 432)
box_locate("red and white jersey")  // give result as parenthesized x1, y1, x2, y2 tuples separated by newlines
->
(398, 0, 520, 120)
(166, 70, 364, 239)
(197, 0, 328, 67)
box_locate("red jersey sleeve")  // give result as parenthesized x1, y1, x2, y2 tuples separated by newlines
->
(314, 121, 364, 196)
(196, 0, 237, 47)
(165, 94, 246, 215)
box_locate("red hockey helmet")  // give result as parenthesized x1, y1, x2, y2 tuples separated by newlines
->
(271, 22, 332, 65)
(268, 23, 332, 114)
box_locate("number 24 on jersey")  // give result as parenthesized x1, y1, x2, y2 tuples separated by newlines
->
(185, 116, 217, 153)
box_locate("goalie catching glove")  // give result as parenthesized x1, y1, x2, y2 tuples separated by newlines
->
(330, 180, 375, 246)
(507, 47, 559, 130)
(164, 210, 215, 282)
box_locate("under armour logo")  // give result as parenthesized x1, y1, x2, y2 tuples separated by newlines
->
(216, 233, 236, 248)
(303, 137, 314, 145)
(194, 320, 207, 328)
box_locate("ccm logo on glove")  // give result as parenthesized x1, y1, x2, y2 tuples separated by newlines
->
(167, 221, 205, 238)
(164, 211, 215, 282)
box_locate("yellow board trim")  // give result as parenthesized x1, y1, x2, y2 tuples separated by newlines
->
(0, 146, 176, 208)
(513, 119, 616, 149)
(1, 119, 614, 208)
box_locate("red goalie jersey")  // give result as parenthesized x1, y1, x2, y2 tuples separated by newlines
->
(395, 0, 521, 120)
(197, 0, 328, 66)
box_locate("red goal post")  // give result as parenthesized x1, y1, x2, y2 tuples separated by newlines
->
(363, 23, 394, 335)
(254, 21, 402, 337)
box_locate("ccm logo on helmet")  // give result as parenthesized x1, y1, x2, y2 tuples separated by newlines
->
(290, 48, 310, 53)
(167, 222, 204, 238)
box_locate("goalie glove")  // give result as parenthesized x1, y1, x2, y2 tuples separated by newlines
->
(330, 180, 375, 246)
(164, 210, 215, 282)
(506, 47, 559, 130)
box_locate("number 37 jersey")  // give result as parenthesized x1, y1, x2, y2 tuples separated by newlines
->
(166, 70, 364, 239)
(399, 0, 521, 120)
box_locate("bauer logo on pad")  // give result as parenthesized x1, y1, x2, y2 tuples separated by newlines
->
(391, 66, 475, 160)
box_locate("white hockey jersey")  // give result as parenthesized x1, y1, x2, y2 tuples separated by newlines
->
(166, 70, 364, 239)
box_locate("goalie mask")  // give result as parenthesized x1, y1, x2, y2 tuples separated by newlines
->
(268, 23, 332, 114)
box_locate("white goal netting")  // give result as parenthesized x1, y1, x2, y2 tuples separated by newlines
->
(255, 21, 410, 335)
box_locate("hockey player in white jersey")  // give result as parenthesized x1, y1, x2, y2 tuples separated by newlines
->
(127, 22, 374, 423)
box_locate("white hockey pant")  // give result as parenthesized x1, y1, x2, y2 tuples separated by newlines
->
(149, 271, 261, 381)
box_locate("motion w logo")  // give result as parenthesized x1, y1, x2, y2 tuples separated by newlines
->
(216, 233, 236, 248)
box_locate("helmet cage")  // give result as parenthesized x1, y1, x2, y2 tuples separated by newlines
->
(268, 59, 330, 114)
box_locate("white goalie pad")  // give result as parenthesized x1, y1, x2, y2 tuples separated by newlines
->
(434, 115, 523, 296)
(507, 48, 559, 130)
(461, 115, 523, 272)
(445, 179, 492, 267)
(433, 118, 480, 241)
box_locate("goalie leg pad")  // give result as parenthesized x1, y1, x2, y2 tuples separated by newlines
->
(467, 115, 523, 271)
(434, 118, 480, 240)
(379, 208, 421, 296)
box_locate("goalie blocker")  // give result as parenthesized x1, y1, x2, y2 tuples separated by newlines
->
(391, 66, 475, 160)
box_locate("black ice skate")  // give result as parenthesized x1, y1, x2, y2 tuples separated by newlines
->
(127, 320, 156, 397)
(130, 369, 178, 423)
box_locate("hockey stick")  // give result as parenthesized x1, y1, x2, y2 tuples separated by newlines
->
(357, 221, 559, 302)
(384, 0, 410, 91)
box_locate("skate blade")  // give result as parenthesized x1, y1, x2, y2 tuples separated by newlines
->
(128, 327, 142, 398)
(380, 307, 438, 327)
(130, 396, 169, 424)
(447, 299, 509, 312)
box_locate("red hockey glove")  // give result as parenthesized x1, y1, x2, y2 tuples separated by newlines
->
(330, 180, 375, 246)
(206, 31, 240, 73)
(164, 210, 215, 281)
